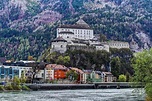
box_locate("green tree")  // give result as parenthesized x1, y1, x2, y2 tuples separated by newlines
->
(118, 74, 126, 82)
(111, 57, 121, 78)
(66, 70, 78, 81)
(100, 34, 107, 42)
(132, 49, 152, 100)
(63, 56, 70, 66)
(20, 71, 27, 83)
(12, 76, 22, 90)
(56, 55, 64, 64)
(13, 76, 20, 85)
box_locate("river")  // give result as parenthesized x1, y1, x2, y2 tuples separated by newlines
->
(0, 89, 145, 101)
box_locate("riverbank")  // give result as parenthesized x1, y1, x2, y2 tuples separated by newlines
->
(25, 82, 144, 91)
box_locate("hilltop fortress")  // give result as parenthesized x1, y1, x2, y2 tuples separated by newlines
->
(51, 19, 129, 53)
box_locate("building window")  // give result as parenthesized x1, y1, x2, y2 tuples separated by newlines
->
(42, 73, 44, 77)
(5, 68, 9, 76)
(14, 70, 19, 76)
(9, 75, 12, 79)
(53, 45, 55, 49)
(9, 67, 12, 74)
(1, 67, 4, 74)
(1, 75, 4, 79)
(61, 45, 63, 48)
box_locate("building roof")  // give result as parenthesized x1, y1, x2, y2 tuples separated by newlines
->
(76, 18, 89, 26)
(52, 37, 67, 42)
(94, 71, 102, 74)
(108, 41, 129, 44)
(72, 40, 88, 45)
(70, 67, 84, 74)
(102, 72, 113, 75)
(46, 64, 67, 70)
(83, 70, 92, 73)
(59, 31, 74, 34)
(91, 44, 104, 46)
(58, 19, 91, 29)
(18, 60, 36, 63)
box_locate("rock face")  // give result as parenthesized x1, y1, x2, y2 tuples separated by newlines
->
(0, 0, 151, 59)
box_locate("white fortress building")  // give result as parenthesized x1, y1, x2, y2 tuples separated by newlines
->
(51, 18, 129, 53)
(108, 41, 130, 49)
(57, 19, 94, 40)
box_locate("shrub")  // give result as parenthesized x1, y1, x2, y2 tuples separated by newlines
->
(145, 83, 152, 100)
(12, 85, 22, 90)
(22, 85, 30, 91)
(5, 84, 13, 90)
(66, 70, 78, 81)
(118, 74, 126, 82)
(13, 76, 20, 85)
(0, 85, 5, 91)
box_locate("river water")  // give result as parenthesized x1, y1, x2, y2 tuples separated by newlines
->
(0, 89, 145, 101)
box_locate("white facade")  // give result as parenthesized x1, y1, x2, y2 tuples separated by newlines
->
(57, 28, 94, 40)
(18, 66, 32, 78)
(35, 69, 54, 81)
(108, 41, 130, 49)
(35, 70, 44, 79)
(95, 44, 110, 52)
(101, 72, 114, 82)
(45, 68, 54, 80)
(58, 31, 75, 42)
(57, 19, 94, 40)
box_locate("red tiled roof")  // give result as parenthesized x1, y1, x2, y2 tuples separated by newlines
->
(70, 67, 84, 74)
(46, 64, 67, 70)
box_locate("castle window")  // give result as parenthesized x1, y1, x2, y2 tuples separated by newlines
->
(53, 45, 55, 49)
(61, 45, 63, 48)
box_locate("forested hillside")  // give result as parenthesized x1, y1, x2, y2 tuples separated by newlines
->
(0, 0, 151, 60)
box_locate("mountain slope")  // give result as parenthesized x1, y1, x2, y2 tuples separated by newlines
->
(0, 0, 151, 60)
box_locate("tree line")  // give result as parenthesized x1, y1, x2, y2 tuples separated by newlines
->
(41, 48, 133, 80)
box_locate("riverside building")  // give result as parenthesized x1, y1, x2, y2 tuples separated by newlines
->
(0, 65, 32, 81)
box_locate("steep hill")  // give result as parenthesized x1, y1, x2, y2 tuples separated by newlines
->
(0, 0, 151, 60)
